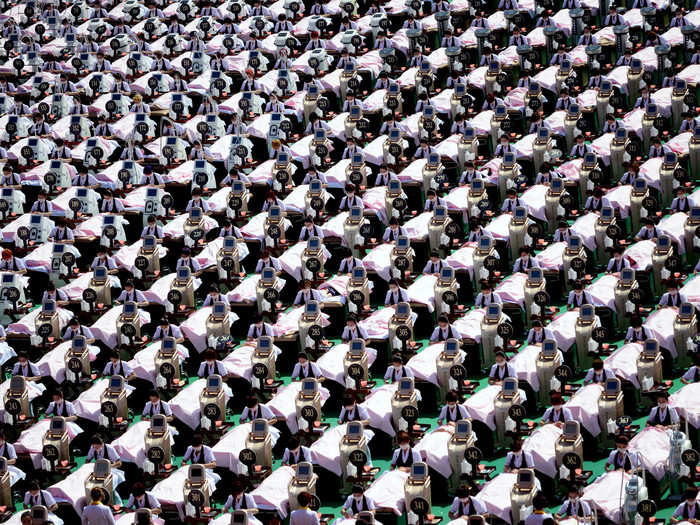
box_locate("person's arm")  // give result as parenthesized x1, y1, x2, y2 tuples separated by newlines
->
(383, 291, 392, 306)
(108, 447, 122, 468)
(503, 453, 513, 472)
(259, 405, 277, 425)
(216, 360, 231, 380)
(341, 496, 354, 517)
(525, 330, 534, 345)
(358, 406, 370, 426)
(646, 409, 657, 427)
(146, 494, 162, 514)
(106, 257, 118, 274)
(135, 290, 148, 307)
(105, 506, 116, 525)
(448, 500, 459, 519)
(487, 364, 503, 385)
(123, 363, 136, 382)
(5, 447, 16, 465)
(202, 448, 216, 469)
(359, 325, 369, 340)
(81, 327, 96, 344)
(223, 495, 235, 513)
(63, 404, 78, 422)
(281, 449, 292, 466)
(26, 364, 42, 382)
(161, 403, 174, 422)
(184, 446, 198, 464)
(246, 326, 256, 340)
(671, 408, 681, 425)
(341, 327, 351, 342)
(190, 259, 203, 277)
(437, 406, 446, 426)
(60, 228, 75, 244)
(581, 501, 593, 518)
(566, 292, 575, 308)
(46, 493, 58, 512)
(554, 502, 568, 519)
(238, 407, 250, 425)
(390, 450, 398, 469)
(681, 368, 695, 384)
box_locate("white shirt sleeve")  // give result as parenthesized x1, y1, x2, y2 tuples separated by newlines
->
(682, 367, 699, 382)
(260, 405, 275, 419)
(203, 446, 216, 464)
(44, 491, 57, 507)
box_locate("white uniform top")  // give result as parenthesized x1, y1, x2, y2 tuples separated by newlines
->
(63, 325, 95, 340)
(383, 365, 414, 382)
(541, 406, 574, 424)
(126, 492, 161, 510)
(474, 292, 502, 307)
(341, 325, 369, 340)
(672, 501, 700, 520)
(240, 404, 275, 422)
(343, 494, 376, 514)
(197, 360, 227, 377)
(338, 405, 370, 423)
(12, 361, 40, 377)
(557, 499, 591, 517)
(46, 400, 76, 417)
(224, 493, 257, 512)
(647, 405, 680, 426)
(525, 512, 553, 525)
(82, 503, 116, 525)
(682, 366, 700, 383)
(430, 325, 463, 341)
(116, 289, 147, 303)
(103, 360, 133, 377)
(584, 368, 615, 384)
(86, 444, 119, 462)
(153, 325, 183, 339)
(24, 490, 56, 508)
(290, 508, 320, 525)
(504, 450, 534, 469)
(247, 323, 274, 338)
(281, 446, 312, 465)
(606, 449, 639, 469)
(391, 447, 422, 467)
(142, 400, 172, 417)
(449, 496, 486, 516)
(438, 404, 469, 422)
(292, 362, 322, 380)
(183, 445, 215, 464)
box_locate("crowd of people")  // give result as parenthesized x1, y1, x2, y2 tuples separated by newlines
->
(0, 0, 698, 524)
